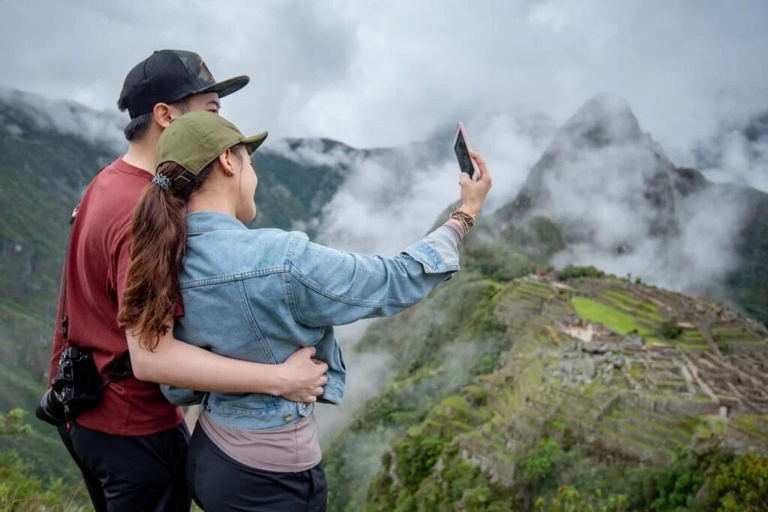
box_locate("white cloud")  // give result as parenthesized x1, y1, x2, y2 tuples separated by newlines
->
(698, 125, 768, 193)
(311, 109, 553, 255)
(2, 0, 767, 156)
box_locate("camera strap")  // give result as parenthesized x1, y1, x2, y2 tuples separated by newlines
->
(60, 203, 79, 342)
(103, 352, 133, 386)
(59, 166, 133, 384)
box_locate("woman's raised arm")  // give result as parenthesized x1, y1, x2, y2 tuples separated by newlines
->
(287, 150, 492, 327)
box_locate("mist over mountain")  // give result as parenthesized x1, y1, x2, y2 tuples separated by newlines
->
(480, 94, 768, 325)
(0, 88, 126, 151)
(696, 110, 768, 193)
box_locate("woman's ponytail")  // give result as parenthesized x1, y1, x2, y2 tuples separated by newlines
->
(117, 161, 214, 350)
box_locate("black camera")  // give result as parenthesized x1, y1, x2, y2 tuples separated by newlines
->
(35, 346, 102, 426)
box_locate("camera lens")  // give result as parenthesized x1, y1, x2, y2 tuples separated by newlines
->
(35, 388, 68, 426)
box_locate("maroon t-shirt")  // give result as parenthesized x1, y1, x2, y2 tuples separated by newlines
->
(48, 157, 183, 436)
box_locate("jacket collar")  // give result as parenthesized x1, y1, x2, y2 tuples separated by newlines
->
(187, 211, 248, 235)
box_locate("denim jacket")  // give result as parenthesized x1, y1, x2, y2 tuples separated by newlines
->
(161, 211, 460, 430)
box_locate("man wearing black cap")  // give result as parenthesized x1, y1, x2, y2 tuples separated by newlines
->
(46, 50, 328, 512)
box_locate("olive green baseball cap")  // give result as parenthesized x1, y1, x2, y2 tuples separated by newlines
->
(155, 111, 267, 181)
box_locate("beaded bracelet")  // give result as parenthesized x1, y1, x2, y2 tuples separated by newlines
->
(449, 207, 476, 233)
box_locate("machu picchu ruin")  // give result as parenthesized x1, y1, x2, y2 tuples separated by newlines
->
(324, 271, 768, 510)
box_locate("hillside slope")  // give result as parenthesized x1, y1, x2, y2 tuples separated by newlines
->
(324, 268, 768, 510)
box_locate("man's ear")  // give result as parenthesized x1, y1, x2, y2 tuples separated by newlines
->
(218, 149, 236, 177)
(153, 103, 174, 129)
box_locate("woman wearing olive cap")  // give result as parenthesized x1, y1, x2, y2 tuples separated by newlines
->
(118, 111, 492, 510)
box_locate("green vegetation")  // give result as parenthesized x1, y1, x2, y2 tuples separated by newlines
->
(323, 271, 768, 511)
(325, 273, 511, 511)
(534, 487, 629, 512)
(367, 410, 768, 511)
(531, 460, 768, 512)
(0, 410, 89, 511)
(660, 317, 683, 340)
(558, 266, 606, 280)
(572, 297, 651, 337)
(0, 410, 29, 436)
(463, 242, 537, 282)
(710, 452, 768, 511)
(522, 438, 565, 484)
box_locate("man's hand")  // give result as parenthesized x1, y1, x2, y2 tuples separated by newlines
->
(276, 347, 329, 403)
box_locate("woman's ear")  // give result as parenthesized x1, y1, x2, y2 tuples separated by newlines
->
(218, 149, 236, 177)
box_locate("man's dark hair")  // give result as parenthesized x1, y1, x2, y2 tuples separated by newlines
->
(122, 98, 189, 142)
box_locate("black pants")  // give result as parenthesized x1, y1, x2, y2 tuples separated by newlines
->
(60, 422, 190, 512)
(187, 425, 327, 512)
(57, 425, 108, 512)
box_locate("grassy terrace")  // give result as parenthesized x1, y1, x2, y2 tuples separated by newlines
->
(571, 296, 663, 343)
(712, 327, 766, 346)
(676, 328, 710, 350)
(728, 415, 768, 448)
(572, 291, 720, 351)
(602, 289, 660, 315)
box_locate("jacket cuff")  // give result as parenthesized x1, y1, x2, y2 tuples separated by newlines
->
(403, 225, 461, 274)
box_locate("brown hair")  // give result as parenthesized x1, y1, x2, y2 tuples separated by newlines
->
(118, 144, 244, 350)
(117, 160, 212, 350)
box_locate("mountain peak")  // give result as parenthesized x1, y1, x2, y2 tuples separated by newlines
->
(497, 93, 680, 263)
(554, 93, 643, 149)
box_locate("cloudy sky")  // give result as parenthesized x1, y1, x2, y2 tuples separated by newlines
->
(1, 1, 768, 160)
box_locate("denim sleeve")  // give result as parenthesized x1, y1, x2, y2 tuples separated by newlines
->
(286, 225, 460, 327)
(160, 384, 206, 406)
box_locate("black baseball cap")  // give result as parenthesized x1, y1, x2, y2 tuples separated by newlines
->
(117, 49, 249, 119)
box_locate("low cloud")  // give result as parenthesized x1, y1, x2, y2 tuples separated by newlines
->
(0, 87, 126, 151)
(535, 95, 750, 297)
(697, 117, 768, 193)
(316, 320, 394, 441)
(314, 111, 555, 255)
(264, 138, 356, 169)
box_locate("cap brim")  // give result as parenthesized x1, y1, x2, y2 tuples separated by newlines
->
(195, 75, 250, 99)
(242, 131, 268, 154)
